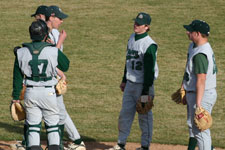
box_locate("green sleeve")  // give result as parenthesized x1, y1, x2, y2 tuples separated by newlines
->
(12, 56, 24, 100)
(143, 44, 157, 94)
(57, 50, 70, 72)
(193, 53, 208, 74)
(122, 64, 127, 83)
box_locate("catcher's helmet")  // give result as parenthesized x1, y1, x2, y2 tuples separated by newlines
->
(29, 19, 49, 41)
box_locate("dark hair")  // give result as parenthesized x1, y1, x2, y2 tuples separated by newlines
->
(201, 33, 209, 38)
(146, 25, 150, 32)
(29, 19, 49, 41)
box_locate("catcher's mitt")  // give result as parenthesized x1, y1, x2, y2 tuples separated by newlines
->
(56, 78, 67, 95)
(171, 87, 186, 104)
(10, 101, 26, 121)
(194, 107, 212, 131)
(136, 95, 154, 114)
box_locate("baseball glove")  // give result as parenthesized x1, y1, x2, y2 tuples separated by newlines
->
(10, 101, 26, 121)
(136, 95, 154, 114)
(171, 87, 186, 104)
(56, 78, 67, 95)
(194, 107, 212, 131)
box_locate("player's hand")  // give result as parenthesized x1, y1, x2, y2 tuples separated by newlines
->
(12, 100, 20, 103)
(59, 30, 67, 42)
(120, 82, 126, 92)
(182, 95, 187, 105)
(46, 38, 54, 44)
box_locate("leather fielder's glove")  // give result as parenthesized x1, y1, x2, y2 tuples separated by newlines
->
(171, 87, 186, 104)
(194, 107, 212, 131)
(56, 78, 67, 95)
(136, 95, 154, 114)
(10, 101, 26, 121)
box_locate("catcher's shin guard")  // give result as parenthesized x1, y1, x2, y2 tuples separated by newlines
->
(22, 122, 29, 146)
(45, 124, 60, 147)
(59, 124, 64, 150)
(187, 137, 197, 150)
(26, 122, 42, 148)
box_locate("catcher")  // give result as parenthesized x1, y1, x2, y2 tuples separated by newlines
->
(12, 19, 70, 150)
(181, 20, 217, 150)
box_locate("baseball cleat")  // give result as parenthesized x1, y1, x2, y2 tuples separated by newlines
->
(106, 144, 125, 150)
(64, 141, 86, 150)
(10, 141, 26, 150)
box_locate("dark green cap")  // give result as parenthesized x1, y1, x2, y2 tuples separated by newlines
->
(45, 5, 68, 19)
(31, 5, 48, 17)
(183, 20, 210, 35)
(134, 12, 151, 25)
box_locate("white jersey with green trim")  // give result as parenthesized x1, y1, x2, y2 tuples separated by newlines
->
(16, 46, 58, 86)
(183, 42, 217, 91)
(49, 29, 63, 51)
(126, 33, 158, 83)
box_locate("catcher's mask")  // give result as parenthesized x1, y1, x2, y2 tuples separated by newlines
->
(29, 19, 49, 41)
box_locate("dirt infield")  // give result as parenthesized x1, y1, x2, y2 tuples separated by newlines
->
(1, 141, 225, 150)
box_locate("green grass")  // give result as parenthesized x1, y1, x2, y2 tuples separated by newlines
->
(0, 0, 225, 148)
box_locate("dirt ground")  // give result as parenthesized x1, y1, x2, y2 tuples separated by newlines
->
(1, 141, 225, 150)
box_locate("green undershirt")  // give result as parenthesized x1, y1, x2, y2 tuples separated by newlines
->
(193, 53, 208, 74)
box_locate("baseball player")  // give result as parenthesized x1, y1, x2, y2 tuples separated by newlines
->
(45, 5, 86, 150)
(12, 19, 70, 150)
(11, 5, 85, 150)
(108, 12, 158, 150)
(30, 5, 47, 21)
(182, 20, 217, 150)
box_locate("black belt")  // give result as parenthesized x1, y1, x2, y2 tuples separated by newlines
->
(26, 85, 53, 88)
(186, 91, 195, 93)
(26, 76, 52, 82)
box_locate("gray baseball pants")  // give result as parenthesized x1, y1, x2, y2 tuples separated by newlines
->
(186, 88, 217, 150)
(118, 81, 153, 148)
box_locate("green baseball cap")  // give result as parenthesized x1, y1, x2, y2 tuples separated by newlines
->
(46, 5, 68, 19)
(183, 20, 210, 35)
(134, 12, 151, 25)
(31, 5, 48, 17)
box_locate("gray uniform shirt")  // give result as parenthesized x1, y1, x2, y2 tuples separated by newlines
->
(17, 46, 59, 86)
(126, 33, 158, 83)
(183, 42, 217, 91)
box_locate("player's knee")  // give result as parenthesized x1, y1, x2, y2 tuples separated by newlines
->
(45, 124, 60, 135)
(26, 122, 42, 147)
(27, 122, 42, 133)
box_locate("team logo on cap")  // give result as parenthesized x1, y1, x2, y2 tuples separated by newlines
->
(59, 8, 62, 12)
(138, 14, 143, 19)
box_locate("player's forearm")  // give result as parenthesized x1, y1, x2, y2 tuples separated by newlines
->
(56, 68, 66, 80)
(56, 30, 66, 50)
(122, 64, 127, 83)
(56, 39, 63, 50)
(12, 58, 23, 100)
(196, 73, 206, 107)
(143, 45, 156, 93)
